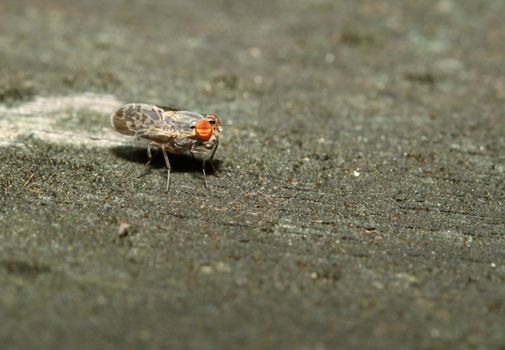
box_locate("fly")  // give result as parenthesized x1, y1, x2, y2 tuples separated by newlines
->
(111, 103, 222, 191)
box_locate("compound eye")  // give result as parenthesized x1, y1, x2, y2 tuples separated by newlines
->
(195, 119, 213, 141)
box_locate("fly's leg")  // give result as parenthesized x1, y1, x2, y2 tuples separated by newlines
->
(208, 160, 217, 174)
(161, 146, 171, 192)
(190, 146, 209, 189)
(208, 141, 219, 175)
(202, 158, 208, 189)
(139, 142, 154, 178)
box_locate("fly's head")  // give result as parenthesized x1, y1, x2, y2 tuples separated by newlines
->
(192, 114, 221, 143)
(190, 114, 222, 159)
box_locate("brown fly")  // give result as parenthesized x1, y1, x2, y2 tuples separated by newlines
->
(111, 103, 222, 191)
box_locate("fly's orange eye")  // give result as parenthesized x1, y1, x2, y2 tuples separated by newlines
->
(195, 119, 213, 141)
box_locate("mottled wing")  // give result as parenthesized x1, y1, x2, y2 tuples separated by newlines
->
(169, 110, 206, 131)
(111, 103, 177, 142)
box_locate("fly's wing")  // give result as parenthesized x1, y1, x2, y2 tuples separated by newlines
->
(111, 103, 177, 142)
(169, 110, 206, 131)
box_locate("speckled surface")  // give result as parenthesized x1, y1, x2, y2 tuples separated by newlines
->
(1, 1, 505, 349)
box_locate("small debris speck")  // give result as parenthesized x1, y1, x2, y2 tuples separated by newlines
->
(200, 265, 213, 274)
(117, 222, 130, 238)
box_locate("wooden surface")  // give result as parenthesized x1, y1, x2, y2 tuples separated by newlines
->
(1, 1, 505, 349)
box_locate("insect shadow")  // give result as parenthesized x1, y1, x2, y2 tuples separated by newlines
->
(110, 145, 221, 174)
